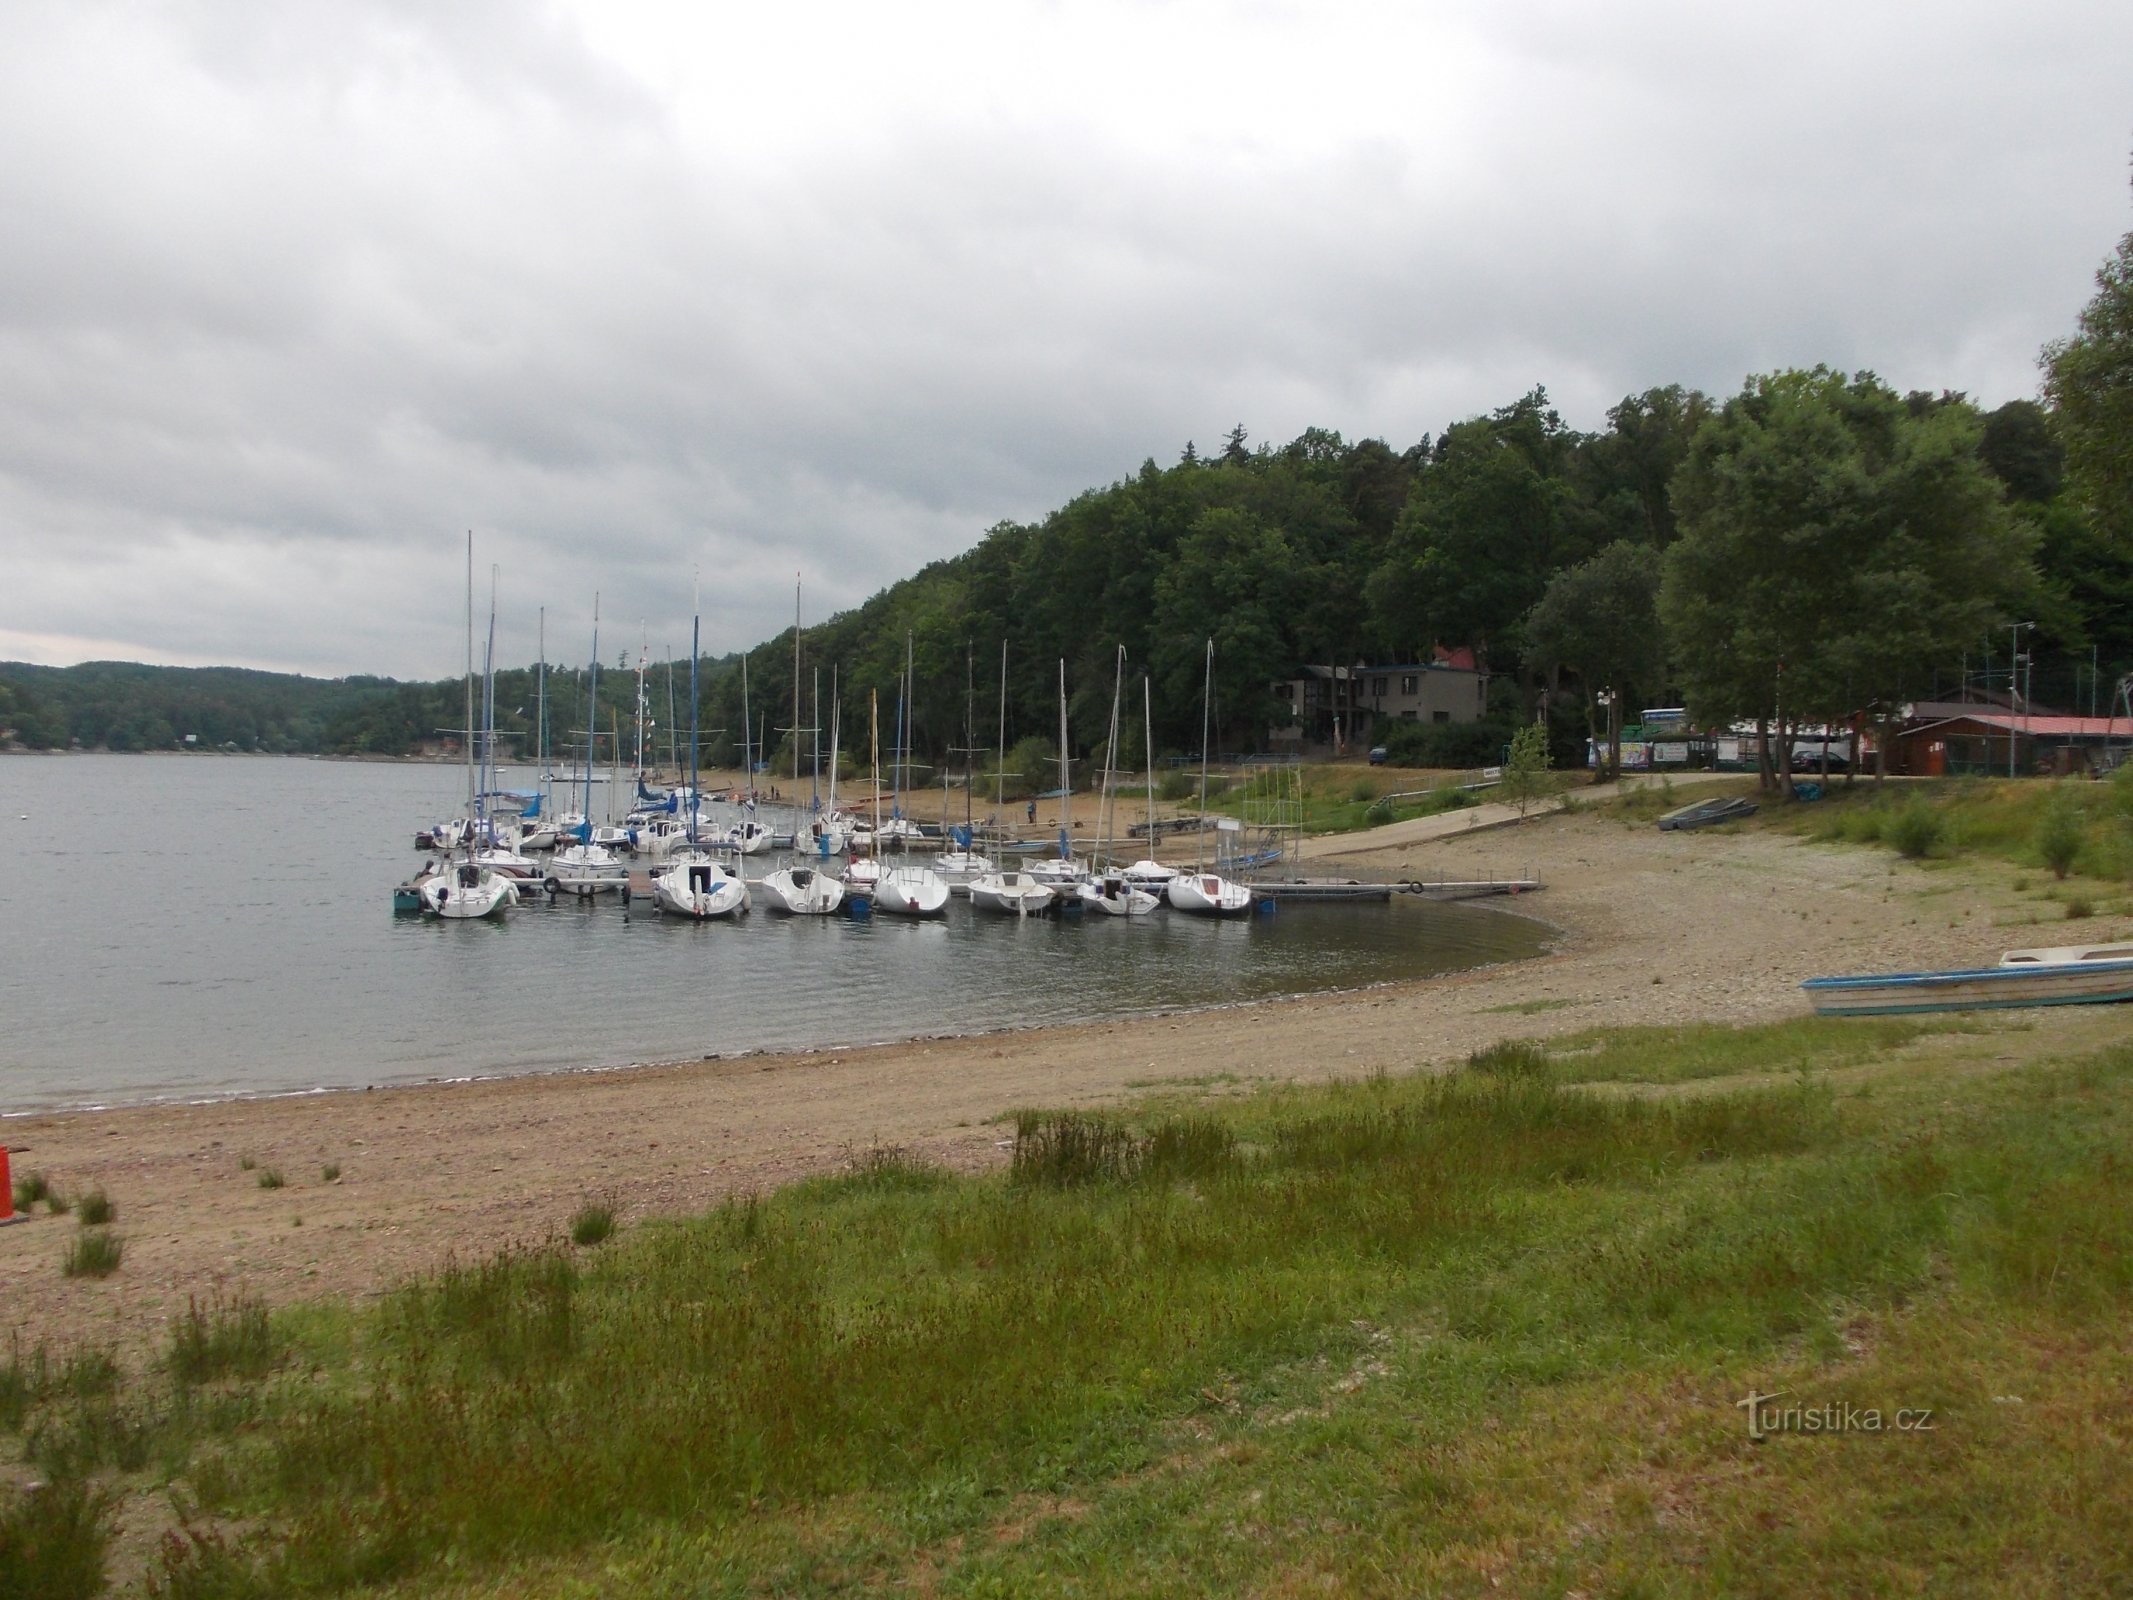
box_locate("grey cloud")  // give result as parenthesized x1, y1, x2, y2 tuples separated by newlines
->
(1, 0, 2130, 676)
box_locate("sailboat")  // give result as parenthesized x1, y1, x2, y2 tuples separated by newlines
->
(550, 597, 630, 896)
(1076, 646, 1158, 916)
(419, 539, 518, 919)
(1122, 675, 1181, 897)
(842, 691, 885, 898)
(1021, 659, 1088, 895)
(871, 661, 949, 915)
(1165, 639, 1254, 917)
(652, 589, 748, 919)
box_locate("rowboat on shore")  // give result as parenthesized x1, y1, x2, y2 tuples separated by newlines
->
(1802, 946, 2133, 1016)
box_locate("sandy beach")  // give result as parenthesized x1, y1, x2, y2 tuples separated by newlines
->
(1, 804, 2095, 1359)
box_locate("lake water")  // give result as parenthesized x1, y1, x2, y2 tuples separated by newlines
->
(0, 756, 1549, 1114)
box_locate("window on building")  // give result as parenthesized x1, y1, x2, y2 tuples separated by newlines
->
(1432, 710, 1450, 724)
(1372, 677, 1388, 697)
(1401, 674, 1419, 695)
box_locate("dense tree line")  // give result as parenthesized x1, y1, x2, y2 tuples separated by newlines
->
(8, 210, 2131, 779)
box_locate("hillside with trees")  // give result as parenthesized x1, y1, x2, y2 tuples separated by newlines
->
(7, 214, 2131, 776)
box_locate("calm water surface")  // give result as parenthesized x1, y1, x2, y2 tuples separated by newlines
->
(0, 756, 1549, 1113)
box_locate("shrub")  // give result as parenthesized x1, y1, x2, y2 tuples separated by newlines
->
(0, 1476, 114, 1600)
(2034, 785, 2086, 880)
(320, 1163, 340, 1184)
(75, 1190, 114, 1228)
(63, 1232, 123, 1279)
(166, 1291, 279, 1385)
(255, 1169, 284, 1191)
(1887, 796, 1946, 859)
(12, 1170, 52, 1211)
(2066, 897, 2095, 920)
(1466, 1040, 1553, 1079)
(1011, 1111, 1141, 1187)
(569, 1204, 615, 1248)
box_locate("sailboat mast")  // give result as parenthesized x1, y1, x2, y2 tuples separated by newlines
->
(870, 689, 881, 837)
(481, 565, 498, 825)
(584, 595, 600, 832)
(1100, 643, 1124, 867)
(463, 531, 475, 813)
(740, 652, 752, 800)
(1144, 676, 1157, 853)
(1197, 638, 1213, 872)
(688, 581, 700, 846)
(793, 576, 803, 787)
(997, 640, 1007, 810)
(811, 666, 821, 814)
(1058, 657, 1071, 852)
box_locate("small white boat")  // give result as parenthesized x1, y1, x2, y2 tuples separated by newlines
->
(1120, 859, 1179, 895)
(630, 816, 692, 860)
(1166, 872, 1254, 917)
(1804, 946, 2133, 1015)
(1999, 942, 2133, 966)
(873, 863, 950, 917)
(841, 854, 883, 897)
(651, 856, 749, 919)
(1022, 857, 1088, 894)
(473, 845, 543, 881)
(759, 863, 845, 915)
(590, 823, 632, 852)
(969, 871, 1055, 916)
(876, 816, 926, 846)
(726, 819, 774, 855)
(1078, 874, 1159, 916)
(548, 841, 630, 896)
(421, 858, 519, 919)
(932, 849, 995, 881)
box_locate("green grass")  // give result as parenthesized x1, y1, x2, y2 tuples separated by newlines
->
(255, 1168, 285, 1191)
(74, 1189, 114, 1227)
(8, 1018, 2132, 1595)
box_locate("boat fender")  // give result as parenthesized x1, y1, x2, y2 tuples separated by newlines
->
(544, 876, 562, 895)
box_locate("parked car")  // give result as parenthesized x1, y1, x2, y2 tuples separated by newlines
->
(1367, 745, 1388, 766)
(1790, 744, 1850, 771)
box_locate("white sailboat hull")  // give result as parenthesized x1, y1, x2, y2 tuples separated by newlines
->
(1078, 880, 1159, 916)
(760, 865, 846, 915)
(422, 864, 518, 919)
(1166, 873, 1254, 917)
(651, 858, 749, 919)
(969, 872, 1055, 916)
(873, 865, 950, 917)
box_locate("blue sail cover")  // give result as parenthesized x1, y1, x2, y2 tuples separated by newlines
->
(952, 825, 972, 849)
(1058, 826, 1070, 859)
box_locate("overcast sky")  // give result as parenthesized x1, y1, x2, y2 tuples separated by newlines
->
(2, 0, 2129, 679)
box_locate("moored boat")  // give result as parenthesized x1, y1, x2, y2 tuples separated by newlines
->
(759, 862, 846, 915)
(1165, 871, 1254, 917)
(873, 862, 950, 917)
(1803, 949, 2133, 1015)
(651, 855, 749, 919)
(969, 870, 1055, 916)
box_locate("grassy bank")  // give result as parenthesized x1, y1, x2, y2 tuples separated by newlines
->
(5, 1015, 2130, 1595)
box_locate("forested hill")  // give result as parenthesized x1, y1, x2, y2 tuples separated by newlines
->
(4, 366, 2129, 769)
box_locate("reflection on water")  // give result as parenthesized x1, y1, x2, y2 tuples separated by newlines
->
(0, 757, 1548, 1112)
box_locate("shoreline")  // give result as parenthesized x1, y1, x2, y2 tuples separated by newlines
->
(0, 811, 2076, 1358)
